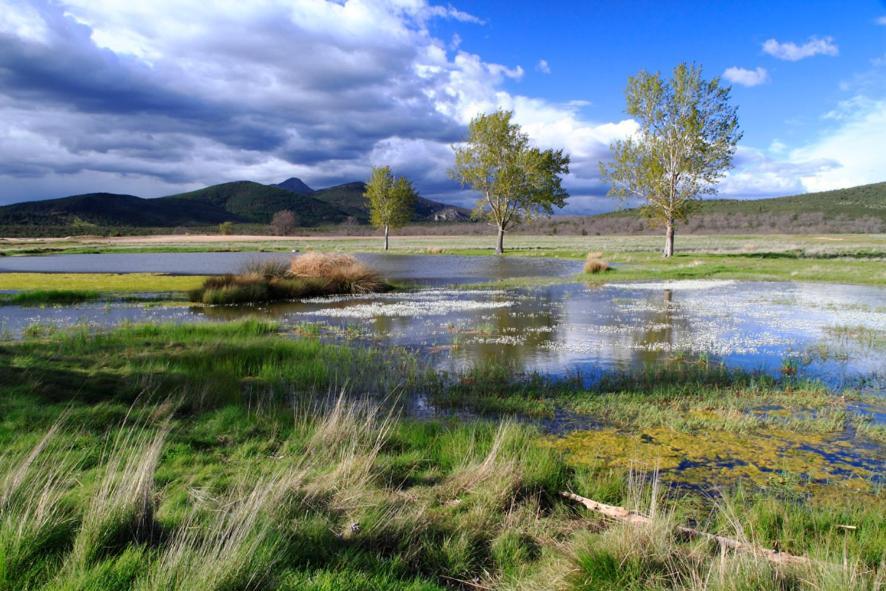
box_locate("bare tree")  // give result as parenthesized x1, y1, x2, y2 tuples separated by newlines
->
(270, 210, 298, 236)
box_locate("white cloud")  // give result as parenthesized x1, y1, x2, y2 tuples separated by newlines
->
(790, 96, 886, 192)
(721, 96, 886, 197)
(762, 36, 838, 61)
(1, 0, 872, 209)
(0, 0, 640, 206)
(422, 3, 485, 24)
(536, 59, 551, 74)
(722, 66, 769, 87)
(876, 16, 886, 25)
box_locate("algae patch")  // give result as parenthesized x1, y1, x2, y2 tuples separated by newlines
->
(550, 425, 882, 493)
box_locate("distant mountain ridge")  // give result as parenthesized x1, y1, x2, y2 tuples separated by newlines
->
(0, 180, 881, 234)
(0, 177, 470, 229)
(597, 181, 886, 222)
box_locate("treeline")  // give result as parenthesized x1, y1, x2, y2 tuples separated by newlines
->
(1, 211, 881, 240)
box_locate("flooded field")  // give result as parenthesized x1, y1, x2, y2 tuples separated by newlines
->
(3, 277, 883, 393)
(2, 253, 884, 493)
(0, 251, 583, 284)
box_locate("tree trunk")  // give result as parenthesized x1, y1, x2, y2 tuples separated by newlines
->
(384, 224, 389, 251)
(664, 220, 675, 258)
(495, 225, 505, 255)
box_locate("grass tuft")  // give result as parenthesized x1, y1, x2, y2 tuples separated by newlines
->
(583, 252, 611, 274)
(189, 253, 389, 304)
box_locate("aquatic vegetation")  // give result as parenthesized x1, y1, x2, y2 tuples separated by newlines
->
(290, 252, 385, 293)
(190, 254, 390, 305)
(549, 426, 881, 492)
(302, 298, 513, 319)
(0, 318, 883, 589)
(0, 289, 101, 306)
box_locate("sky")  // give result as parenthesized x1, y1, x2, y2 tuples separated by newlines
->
(0, 0, 884, 213)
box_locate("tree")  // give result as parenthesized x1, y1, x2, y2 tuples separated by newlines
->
(450, 110, 570, 254)
(364, 166, 417, 251)
(270, 209, 298, 236)
(218, 221, 234, 235)
(600, 63, 741, 257)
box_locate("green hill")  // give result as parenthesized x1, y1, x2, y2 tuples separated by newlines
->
(304, 181, 470, 223)
(167, 181, 346, 224)
(599, 182, 886, 222)
(0, 193, 235, 228)
(0, 177, 470, 233)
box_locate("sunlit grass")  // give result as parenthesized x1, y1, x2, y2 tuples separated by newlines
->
(0, 273, 207, 293)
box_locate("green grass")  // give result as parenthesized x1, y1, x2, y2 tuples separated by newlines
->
(0, 322, 882, 589)
(0, 289, 101, 305)
(0, 273, 207, 293)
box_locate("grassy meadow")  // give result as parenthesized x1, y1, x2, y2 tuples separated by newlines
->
(0, 320, 883, 590)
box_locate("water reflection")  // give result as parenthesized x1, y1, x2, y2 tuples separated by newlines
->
(1, 280, 883, 396)
(0, 252, 583, 285)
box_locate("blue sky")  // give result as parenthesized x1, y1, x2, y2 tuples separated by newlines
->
(0, 0, 884, 212)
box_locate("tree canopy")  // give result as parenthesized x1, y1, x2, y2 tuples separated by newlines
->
(363, 166, 417, 250)
(601, 63, 741, 257)
(450, 110, 570, 254)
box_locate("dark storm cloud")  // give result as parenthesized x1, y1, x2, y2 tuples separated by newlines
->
(0, 0, 479, 201)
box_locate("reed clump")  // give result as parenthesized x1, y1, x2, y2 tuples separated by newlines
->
(289, 252, 384, 294)
(189, 254, 388, 305)
(583, 251, 611, 274)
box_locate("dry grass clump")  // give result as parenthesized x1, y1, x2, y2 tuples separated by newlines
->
(290, 252, 384, 294)
(190, 253, 388, 304)
(583, 251, 611, 274)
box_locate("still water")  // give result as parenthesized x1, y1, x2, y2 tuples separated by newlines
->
(0, 252, 583, 285)
(2, 276, 883, 395)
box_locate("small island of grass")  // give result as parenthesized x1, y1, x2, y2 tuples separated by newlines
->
(188, 252, 392, 305)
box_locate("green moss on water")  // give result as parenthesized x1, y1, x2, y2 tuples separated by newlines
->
(549, 426, 880, 493)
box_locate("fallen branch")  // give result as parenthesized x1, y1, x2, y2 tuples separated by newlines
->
(560, 491, 811, 567)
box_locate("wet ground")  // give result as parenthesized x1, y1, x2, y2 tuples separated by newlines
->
(2, 254, 884, 493)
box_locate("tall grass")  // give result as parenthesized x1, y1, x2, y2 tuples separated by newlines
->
(1, 400, 882, 590)
(189, 253, 388, 304)
(0, 423, 76, 591)
(68, 421, 170, 568)
(290, 252, 384, 294)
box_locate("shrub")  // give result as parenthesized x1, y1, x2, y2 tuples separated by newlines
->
(218, 222, 234, 235)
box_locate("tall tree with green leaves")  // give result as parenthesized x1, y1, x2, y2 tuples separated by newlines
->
(450, 110, 570, 254)
(601, 63, 741, 257)
(363, 166, 417, 251)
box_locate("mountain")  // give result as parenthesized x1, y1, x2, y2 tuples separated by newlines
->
(0, 193, 235, 228)
(291, 181, 471, 223)
(0, 177, 470, 230)
(275, 177, 314, 195)
(166, 181, 345, 224)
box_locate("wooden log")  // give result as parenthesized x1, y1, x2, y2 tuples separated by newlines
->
(560, 491, 812, 567)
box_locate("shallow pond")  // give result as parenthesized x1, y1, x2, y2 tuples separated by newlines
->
(0, 252, 583, 285)
(3, 278, 883, 395)
(2, 255, 884, 492)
